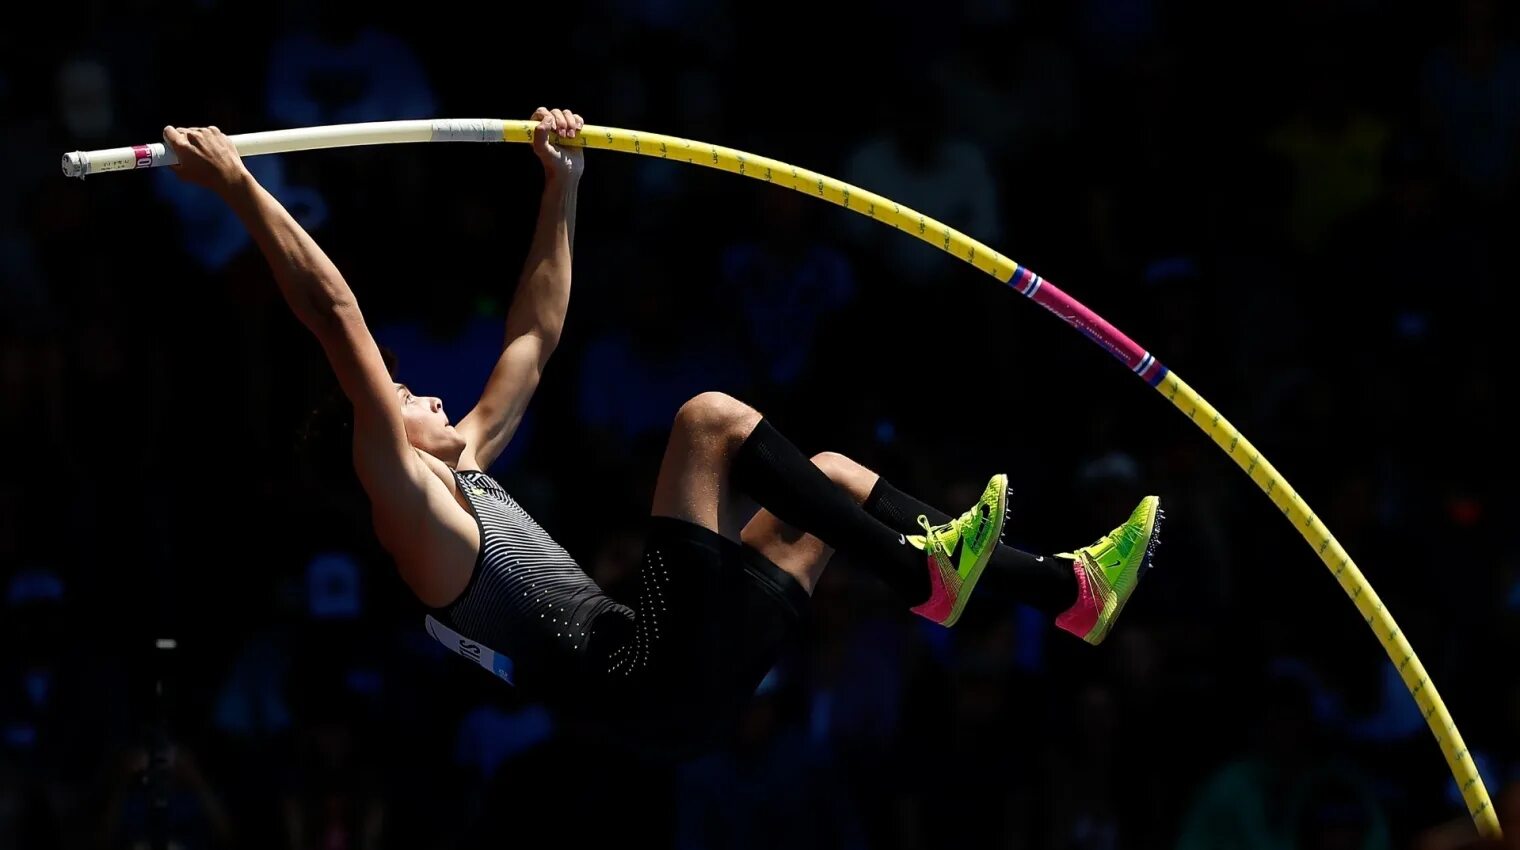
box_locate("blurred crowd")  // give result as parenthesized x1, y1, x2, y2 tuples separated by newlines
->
(3, 0, 1520, 847)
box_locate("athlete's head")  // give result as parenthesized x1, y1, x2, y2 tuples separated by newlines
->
(300, 347, 465, 479)
(393, 381, 466, 463)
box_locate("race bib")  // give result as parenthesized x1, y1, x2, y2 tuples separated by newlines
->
(425, 615, 516, 685)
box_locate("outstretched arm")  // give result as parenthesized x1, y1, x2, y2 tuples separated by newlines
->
(456, 107, 584, 471)
(162, 127, 435, 546)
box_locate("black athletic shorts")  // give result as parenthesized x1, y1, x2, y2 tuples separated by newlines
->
(584, 516, 811, 761)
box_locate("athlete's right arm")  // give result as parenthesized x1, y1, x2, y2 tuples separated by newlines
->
(161, 127, 435, 541)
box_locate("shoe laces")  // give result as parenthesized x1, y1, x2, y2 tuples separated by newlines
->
(1060, 531, 1110, 562)
(916, 513, 966, 557)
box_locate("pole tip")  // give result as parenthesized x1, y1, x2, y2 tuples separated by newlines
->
(61, 152, 86, 179)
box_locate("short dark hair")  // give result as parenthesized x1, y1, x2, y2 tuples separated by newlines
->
(296, 345, 400, 484)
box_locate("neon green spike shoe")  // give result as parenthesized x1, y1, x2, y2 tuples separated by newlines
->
(906, 474, 1010, 627)
(1054, 496, 1163, 646)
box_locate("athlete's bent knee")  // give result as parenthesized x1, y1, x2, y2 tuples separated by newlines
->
(673, 392, 758, 449)
(810, 450, 873, 501)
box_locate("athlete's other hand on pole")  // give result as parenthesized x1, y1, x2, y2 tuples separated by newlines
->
(531, 106, 584, 184)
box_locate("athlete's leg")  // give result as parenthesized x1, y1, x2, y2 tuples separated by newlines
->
(744, 450, 1162, 641)
(743, 451, 1076, 612)
(649, 391, 763, 540)
(738, 451, 871, 594)
(651, 393, 1008, 626)
(652, 392, 938, 601)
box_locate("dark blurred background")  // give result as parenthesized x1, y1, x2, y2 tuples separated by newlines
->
(3, 0, 1519, 847)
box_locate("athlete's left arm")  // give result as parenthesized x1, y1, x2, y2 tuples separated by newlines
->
(457, 107, 583, 471)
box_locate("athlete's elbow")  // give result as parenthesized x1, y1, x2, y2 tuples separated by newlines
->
(305, 297, 360, 334)
(535, 327, 562, 361)
(516, 325, 561, 365)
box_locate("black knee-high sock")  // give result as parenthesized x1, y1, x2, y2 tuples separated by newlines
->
(862, 478, 1078, 616)
(730, 420, 931, 605)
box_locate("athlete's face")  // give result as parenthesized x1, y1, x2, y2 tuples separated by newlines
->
(395, 383, 465, 461)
